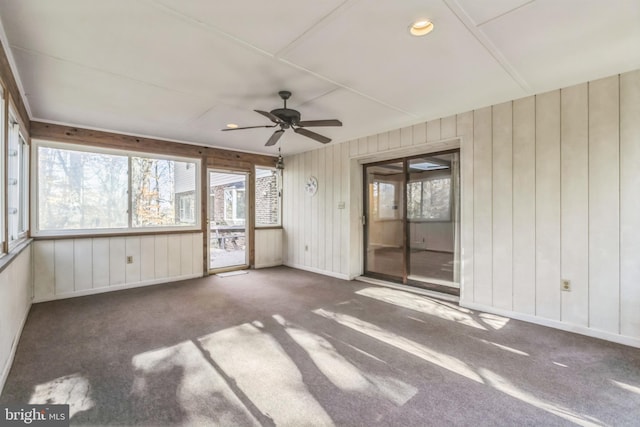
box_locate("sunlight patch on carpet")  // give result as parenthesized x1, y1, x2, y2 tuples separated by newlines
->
(356, 287, 486, 330)
(29, 373, 94, 419)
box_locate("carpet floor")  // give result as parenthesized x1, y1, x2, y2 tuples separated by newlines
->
(1, 266, 639, 426)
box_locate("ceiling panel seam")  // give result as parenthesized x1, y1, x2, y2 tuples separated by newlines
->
(146, 0, 415, 119)
(273, 0, 360, 59)
(475, 0, 536, 27)
(10, 45, 204, 98)
(277, 58, 418, 118)
(443, 0, 533, 93)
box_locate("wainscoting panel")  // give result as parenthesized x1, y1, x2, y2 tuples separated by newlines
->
(33, 232, 204, 302)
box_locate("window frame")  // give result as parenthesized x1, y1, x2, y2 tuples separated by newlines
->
(32, 139, 202, 237)
(254, 166, 282, 228)
(0, 87, 4, 255)
(7, 108, 29, 249)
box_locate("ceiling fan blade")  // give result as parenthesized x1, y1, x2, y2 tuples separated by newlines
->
(221, 124, 277, 131)
(254, 109, 283, 124)
(265, 129, 285, 146)
(297, 119, 342, 127)
(294, 127, 331, 144)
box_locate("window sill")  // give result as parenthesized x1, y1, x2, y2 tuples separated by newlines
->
(0, 238, 33, 275)
(255, 226, 283, 230)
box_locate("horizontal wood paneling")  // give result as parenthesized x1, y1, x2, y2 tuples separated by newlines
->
(30, 121, 276, 167)
(32, 233, 203, 301)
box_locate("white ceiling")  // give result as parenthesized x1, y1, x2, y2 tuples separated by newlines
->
(0, 0, 638, 156)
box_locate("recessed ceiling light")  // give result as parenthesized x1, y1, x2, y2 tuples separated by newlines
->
(410, 19, 434, 37)
(226, 123, 239, 129)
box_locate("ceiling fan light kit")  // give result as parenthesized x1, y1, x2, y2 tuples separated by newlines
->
(221, 91, 342, 146)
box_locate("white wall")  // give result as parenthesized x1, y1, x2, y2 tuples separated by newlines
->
(0, 245, 32, 392)
(33, 232, 203, 302)
(254, 228, 283, 269)
(283, 70, 640, 347)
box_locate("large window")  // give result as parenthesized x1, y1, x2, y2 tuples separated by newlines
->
(7, 113, 29, 246)
(35, 142, 200, 235)
(255, 167, 281, 227)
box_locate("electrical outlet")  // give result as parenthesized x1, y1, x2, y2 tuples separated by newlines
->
(561, 279, 571, 292)
(127, 256, 133, 264)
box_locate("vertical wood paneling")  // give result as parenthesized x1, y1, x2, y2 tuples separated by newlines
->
(620, 70, 640, 338)
(441, 115, 457, 139)
(179, 234, 192, 275)
(473, 107, 493, 305)
(349, 139, 358, 157)
(512, 96, 536, 314)
(325, 146, 334, 272)
(332, 145, 342, 273)
(310, 150, 319, 269)
(412, 122, 426, 145)
(560, 83, 589, 326)
(140, 235, 155, 281)
(535, 90, 561, 320)
(92, 238, 110, 288)
(33, 241, 55, 299)
(589, 76, 620, 333)
(74, 239, 93, 291)
(304, 151, 312, 266)
(125, 237, 141, 283)
(109, 237, 126, 286)
(54, 240, 74, 294)
(400, 126, 413, 147)
(457, 111, 474, 302)
(295, 155, 303, 266)
(167, 235, 182, 277)
(492, 102, 513, 310)
(154, 235, 169, 278)
(427, 119, 441, 142)
(367, 135, 378, 153)
(193, 233, 203, 274)
(341, 142, 350, 275)
(317, 148, 326, 271)
(358, 137, 368, 155)
(389, 129, 401, 150)
(378, 132, 389, 151)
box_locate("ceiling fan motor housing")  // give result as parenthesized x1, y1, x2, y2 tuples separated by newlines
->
(270, 108, 301, 126)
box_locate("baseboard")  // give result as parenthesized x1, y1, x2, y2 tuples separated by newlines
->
(284, 263, 350, 281)
(0, 301, 31, 394)
(461, 300, 640, 349)
(254, 261, 284, 269)
(33, 273, 203, 303)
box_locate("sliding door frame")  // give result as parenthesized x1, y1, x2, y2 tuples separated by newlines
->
(363, 148, 460, 292)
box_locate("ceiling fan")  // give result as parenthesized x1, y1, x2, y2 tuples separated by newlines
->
(221, 91, 342, 146)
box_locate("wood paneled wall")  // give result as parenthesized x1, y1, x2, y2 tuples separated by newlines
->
(33, 233, 203, 302)
(254, 229, 283, 269)
(283, 70, 640, 346)
(0, 246, 31, 392)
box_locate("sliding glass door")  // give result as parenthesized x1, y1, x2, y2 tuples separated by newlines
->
(364, 151, 460, 293)
(364, 161, 405, 281)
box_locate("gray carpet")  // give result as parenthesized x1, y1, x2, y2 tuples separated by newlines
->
(2, 266, 639, 426)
